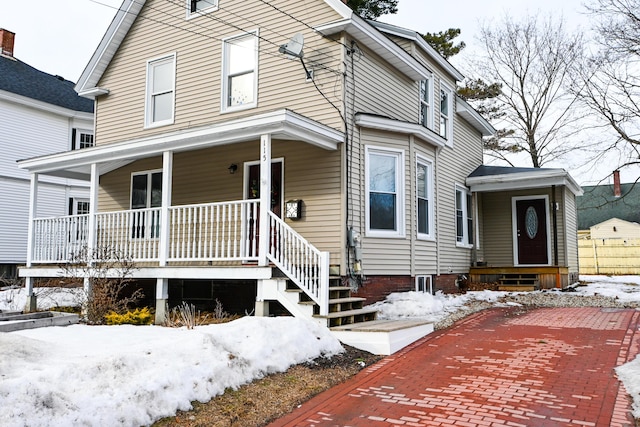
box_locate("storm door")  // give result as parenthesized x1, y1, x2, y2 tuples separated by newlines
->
(514, 197, 549, 265)
(245, 161, 283, 256)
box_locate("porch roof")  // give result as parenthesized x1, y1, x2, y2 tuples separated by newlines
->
(467, 165, 583, 196)
(17, 109, 344, 180)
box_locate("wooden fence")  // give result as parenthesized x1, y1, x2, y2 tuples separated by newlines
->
(578, 238, 640, 275)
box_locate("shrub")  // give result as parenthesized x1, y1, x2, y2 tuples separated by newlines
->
(105, 307, 153, 325)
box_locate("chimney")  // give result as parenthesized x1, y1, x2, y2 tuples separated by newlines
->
(613, 170, 621, 197)
(0, 29, 15, 58)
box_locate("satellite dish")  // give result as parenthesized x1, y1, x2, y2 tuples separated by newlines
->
(279, 33, 304, 60)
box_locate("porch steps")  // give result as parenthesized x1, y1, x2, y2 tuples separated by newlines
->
(330, 319, 434, 355)
(497, 273, 540, 292)
(0, 310, 79, 332)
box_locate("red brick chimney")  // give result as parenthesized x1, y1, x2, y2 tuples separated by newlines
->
(0, 29, 15, 58)
(613, 170, 621, 197)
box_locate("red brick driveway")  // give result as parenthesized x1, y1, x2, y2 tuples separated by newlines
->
(270, 307, 640, 427)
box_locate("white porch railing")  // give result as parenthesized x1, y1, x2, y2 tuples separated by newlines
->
(95, 208, 162, 261)
(32, 214, 89, 263)
(266, 211, 330, 316)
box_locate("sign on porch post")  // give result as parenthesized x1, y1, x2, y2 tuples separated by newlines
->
(258, 134, 271, 266)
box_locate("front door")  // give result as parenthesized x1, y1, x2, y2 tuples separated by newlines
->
(246, 161, 283, 256)
(514, 198, 549, 265)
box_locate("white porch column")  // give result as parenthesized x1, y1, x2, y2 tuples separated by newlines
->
(258, 134, 272, 266)
(84, 163, 100, 301)
(155, 278, 169, 324)
(159, 151, 173, 267)
(24, 173, 38, 312)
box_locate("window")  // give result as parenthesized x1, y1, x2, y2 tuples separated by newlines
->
(222, 32, 258, 112)
(440, 84, 453, 144)
(416, 275, 433, 294)
(72, 129, 94, 150)
(131, 171, 162, 238)
(188, 0, 218, 15)
(416, 157, 433, 239)
(419, 78, 433, 129)
(366, 146, 404, 237)
(455, 185, 473, 247)
(145, 54, 176, 128)
(68, 198, 90, 215)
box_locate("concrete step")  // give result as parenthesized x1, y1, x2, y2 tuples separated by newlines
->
(0, 311, 79, 332)
(330, 319, 435, 355)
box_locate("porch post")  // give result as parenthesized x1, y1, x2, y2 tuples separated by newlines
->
(84, 163, 100, 302)
(159, 151, 173, 266)
(258, 134, 272, 267)
(24, 173, 38, 312)
(155, 278, 169, 324)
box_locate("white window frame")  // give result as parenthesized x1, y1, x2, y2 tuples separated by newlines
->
(144, 53, 176, 129)
(186, 0, 218, 19)
(130, 170, 163, 210)
(365, 145, 405, 238)
(221, 31, 259, 113)
(73, 129, 94, 150)
(416, 155, 434, 240)
(455, 184, 474, 248)
(440, 83, 453, 146)
(415, 275, 433, 294)
(419, 76, 433, 129)
(70, 198, 90, 215)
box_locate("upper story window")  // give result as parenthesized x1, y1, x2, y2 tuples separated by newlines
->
(416, 156, 434, 239)
(145, 54, 176, 128)
(72, 129, 94, 150)
(455, 185, 473, 247)
(188, 0, 218, 16)
(420, 78, 433, 129)
(222, 32, 258, 112)
(365, 146, 405, 238)
(440, 84, 453, 145)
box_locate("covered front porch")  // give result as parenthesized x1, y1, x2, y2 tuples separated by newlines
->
(18, 109, 344, 321)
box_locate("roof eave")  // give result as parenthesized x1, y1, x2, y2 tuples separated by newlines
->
(456, 97, 495, 137)
(355, 113, 446, 148)
(467, 169, 584, 196)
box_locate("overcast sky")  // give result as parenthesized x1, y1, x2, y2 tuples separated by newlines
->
(4, 0, 631, 185)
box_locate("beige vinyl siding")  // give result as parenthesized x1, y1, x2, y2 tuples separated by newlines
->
(98, 139, 343, 263)
(564, 188, 579, 272)
(95, 0, 345, 145)
(479, 191, 515, 266)
(434, 115, 484, 273)
(412, 140, 438, 273)
(551, 186, 566, 266)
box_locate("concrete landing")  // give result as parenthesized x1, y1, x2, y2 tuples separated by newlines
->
(0, 311, 79, 332)
(331, 319, 434, 355)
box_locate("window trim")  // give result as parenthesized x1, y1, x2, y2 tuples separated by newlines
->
(439, 83, 454, 146)
(455, 184, 474, 248)
(416, 155, 434, 241)
(144, 53, 176, 129)
(419, 76, 434, 129)
(415, 275, 433, 294)
(69, 198, 90, 216)
(72, 129, 94, 150)
(130, 169, 163, 210)
(186, 0, 218, 19)
(365, 145, 405, 238)
(221, 30, 259, 113)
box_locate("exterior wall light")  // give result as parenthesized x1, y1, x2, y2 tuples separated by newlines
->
(228, 164, 238, 174)
(285, 199, 302, 220)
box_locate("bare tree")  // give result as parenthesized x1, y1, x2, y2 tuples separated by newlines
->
(570, 0, 640, 175)
(470, 13, 586, 167)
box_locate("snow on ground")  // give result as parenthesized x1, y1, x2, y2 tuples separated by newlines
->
(1, 275, 640, 425)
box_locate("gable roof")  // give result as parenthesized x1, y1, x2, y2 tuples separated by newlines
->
(76, 0, 433, 96)
(0, 55, 93, 113)
(577, 182, 640, 230)
(466, 165, 583, 196)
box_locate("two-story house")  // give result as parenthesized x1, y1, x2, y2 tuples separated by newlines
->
(17, 0, 581, 350)
(0, 29, 92, 281)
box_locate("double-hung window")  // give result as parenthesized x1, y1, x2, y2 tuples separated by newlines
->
(131, 171, 163, 238)
(72, 129, 94, 150)
(420, 77, 433, 129)
(222, 31, 258, 112)
(440, 84, 453, 145)
(416, 156, 433, 239)
(145, 54, 176, 128)
(366, 146, 404, 237)
(187, 0, 218, 16)
(455, 185, 474, 247)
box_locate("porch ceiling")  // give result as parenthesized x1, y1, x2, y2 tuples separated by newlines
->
(466, 165, 583, 196)
(17, 109, 344, 180)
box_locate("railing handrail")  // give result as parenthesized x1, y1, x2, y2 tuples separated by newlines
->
(167, 199, 256, 211)
(266, 210, 330, 316)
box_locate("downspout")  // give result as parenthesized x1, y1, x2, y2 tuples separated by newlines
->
(552, 185, 560, 288)
(435, 146, 442, 276)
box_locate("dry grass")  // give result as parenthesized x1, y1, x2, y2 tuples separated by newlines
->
(152, 346, 381, 427)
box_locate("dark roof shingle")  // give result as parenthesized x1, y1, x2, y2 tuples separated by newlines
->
(577, 183, 640, 229)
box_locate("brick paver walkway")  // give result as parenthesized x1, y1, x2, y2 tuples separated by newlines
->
(270, 307, 640, 427)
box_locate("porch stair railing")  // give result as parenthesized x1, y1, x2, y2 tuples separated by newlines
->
(266, 211, 330, 316)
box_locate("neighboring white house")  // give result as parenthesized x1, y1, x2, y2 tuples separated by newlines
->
(0, 29, 92, 279)
(589, 218, 640, 240)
